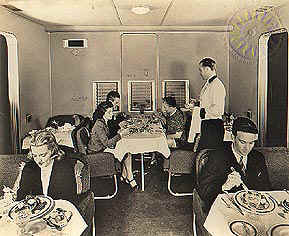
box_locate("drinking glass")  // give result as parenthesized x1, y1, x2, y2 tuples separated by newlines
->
(13, 206, 33, 236)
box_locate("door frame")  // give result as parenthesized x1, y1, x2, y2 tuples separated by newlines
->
(258, 28, 288, 147)
(0, 32, 20, 153)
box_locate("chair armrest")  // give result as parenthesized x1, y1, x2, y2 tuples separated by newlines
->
(193, 189, 212, 236)
(77, 190, 95, 236)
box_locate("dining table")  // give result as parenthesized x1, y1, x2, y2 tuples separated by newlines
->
(204, 190, 289, 236)
(0, 198, 87, 236)
(105, 117, 171, 191)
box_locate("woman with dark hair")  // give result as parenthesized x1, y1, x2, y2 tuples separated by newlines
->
(17, 130, 78, 203)
(161, 96, 185, 148)
(88, 102, 138, 191)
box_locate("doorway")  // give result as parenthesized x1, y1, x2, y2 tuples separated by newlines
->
(0, 32, 20, 154)
(258, 29, 288, 147)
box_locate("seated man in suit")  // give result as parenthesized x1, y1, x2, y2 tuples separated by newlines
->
(197, 117, 271, 213)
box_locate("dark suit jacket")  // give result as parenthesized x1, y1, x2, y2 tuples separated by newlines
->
(17, 158, 77, 204)
(197, 143, 271, 212)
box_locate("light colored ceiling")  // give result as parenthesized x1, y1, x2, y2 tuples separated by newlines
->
(1, 0, 289, 27)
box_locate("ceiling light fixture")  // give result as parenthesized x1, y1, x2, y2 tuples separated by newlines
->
(131, 5, 150, 15)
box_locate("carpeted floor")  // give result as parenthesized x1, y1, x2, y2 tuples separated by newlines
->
(91, 158, 194, 236)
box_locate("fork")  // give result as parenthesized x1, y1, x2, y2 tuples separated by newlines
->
(278, 212, 286, 219)
(221, 197, 231, 208)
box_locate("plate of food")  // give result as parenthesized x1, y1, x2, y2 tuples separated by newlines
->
(8, 195, 55, 221)
(43, 208, 72, 231)
(234, 190, 276, 214)
(229, 221, 257, 236)
(268, 224, 289, 236)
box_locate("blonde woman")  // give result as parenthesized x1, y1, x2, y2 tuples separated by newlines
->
(17, 130, 78, 203)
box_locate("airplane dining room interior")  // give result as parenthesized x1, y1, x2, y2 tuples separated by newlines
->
(0, 0, 289, 235)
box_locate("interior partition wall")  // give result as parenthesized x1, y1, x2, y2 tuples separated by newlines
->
(258, 28, 288, 147)
(0, 32, 20, 154)
(121, 33, 158, 113)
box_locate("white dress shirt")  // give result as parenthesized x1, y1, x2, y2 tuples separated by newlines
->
(200, 76, 226, 120)
(41, 159, 54, 196)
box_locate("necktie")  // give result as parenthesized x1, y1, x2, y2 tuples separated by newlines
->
(239, 156, 246, 174)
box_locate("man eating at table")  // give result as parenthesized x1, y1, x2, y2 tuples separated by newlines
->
(197, 117, 271, 213)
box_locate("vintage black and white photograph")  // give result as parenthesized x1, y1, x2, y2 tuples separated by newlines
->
(0, 0, 289, 235)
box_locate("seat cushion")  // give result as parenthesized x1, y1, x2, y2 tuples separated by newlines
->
(86, 152, 117, 177)
(169, 150, 196, 174)
(0, 154, 28, 195)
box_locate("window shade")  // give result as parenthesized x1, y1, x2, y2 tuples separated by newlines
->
(162, 80, 189, 108)
(92, 81, 120, 111)
(128, 81, 154, 112)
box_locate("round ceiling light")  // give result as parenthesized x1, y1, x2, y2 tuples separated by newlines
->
(131, 6, 150, 15)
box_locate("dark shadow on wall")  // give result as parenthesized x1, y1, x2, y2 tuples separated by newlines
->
(0, 35, 12, 154)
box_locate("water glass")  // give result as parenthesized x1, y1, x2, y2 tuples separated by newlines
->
(13, 206, 33, 236)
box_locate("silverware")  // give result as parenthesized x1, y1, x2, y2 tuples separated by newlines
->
(277, 201, 289, 213)
(223, 191, 244, 215)
(221, 197, 231, 208)
(266, 193, 288, 212)
(278, 212, 286, 219)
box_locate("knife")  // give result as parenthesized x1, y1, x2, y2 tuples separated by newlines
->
(223, 191, 244, 215)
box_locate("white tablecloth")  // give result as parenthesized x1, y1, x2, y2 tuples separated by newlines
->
(188, 107, 201, 143)
(204, 191, 289, 236)
(0, 199, 87, 236)
(105, 133, 171, 162)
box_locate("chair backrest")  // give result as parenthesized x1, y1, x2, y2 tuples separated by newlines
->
(46, 114, 85, 128)
(71, 118, 91, 154)
(195, 149, 214, 188)
(70, 153, 90, 195)
(0, 154, 29, 196)
(254, 147, 289, 190)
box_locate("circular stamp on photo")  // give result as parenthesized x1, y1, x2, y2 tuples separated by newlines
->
(227, 6, 282, 63)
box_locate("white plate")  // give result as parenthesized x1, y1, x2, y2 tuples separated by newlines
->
(229, 220, 257, 236)
(234, 190, 276, 214)
(8, 195, 55, 221)
(268, 224, 289, 236)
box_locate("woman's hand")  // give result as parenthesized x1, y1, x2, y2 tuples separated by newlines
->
(118, 128, 130, 137)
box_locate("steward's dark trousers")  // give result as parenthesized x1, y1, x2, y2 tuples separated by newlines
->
(197, 119, 224, 151)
